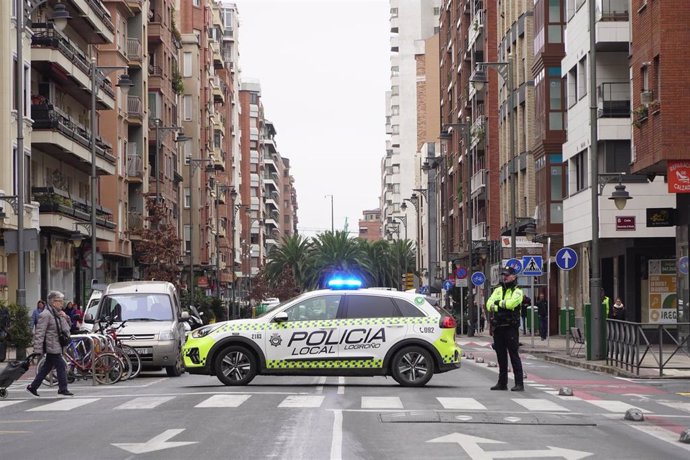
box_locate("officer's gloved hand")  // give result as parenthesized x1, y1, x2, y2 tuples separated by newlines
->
(494, 300, 501, 310)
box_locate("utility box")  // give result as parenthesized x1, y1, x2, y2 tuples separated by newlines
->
(559, 307, 575, 335)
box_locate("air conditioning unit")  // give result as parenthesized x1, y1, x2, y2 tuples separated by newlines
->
(640, 91, 654, 105)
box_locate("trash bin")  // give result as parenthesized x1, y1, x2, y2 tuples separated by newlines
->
(526, 306, 537, 333)
(559, 307, 575, 335)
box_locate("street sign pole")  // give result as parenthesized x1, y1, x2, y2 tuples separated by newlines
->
(531, 275, 535, 348)
(555, 247, 578, 355)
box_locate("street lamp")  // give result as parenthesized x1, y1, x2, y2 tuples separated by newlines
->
(401, 196, 421, 271)
(470, 56, 517, 259)
(324, 194, 334, 232)
(387, 215, 407, 240)
(152, 119, 188, 203)
(13, 1, 70, 308)
(90, 59, 133, 284)
(229, 188, 248, 319)
(188, 158, 220, 306)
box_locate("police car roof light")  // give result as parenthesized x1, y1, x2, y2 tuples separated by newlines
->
(326, 278, 363, 290)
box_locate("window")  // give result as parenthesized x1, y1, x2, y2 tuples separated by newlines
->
(183, 52, 192, 77)
(393, 299, 425, 317)
(573, 150, 588, 193)
(345, 295, 401, 319)
(433, 7, 440, 15)
(183, 95, 192, 120)
(184, 225, 191, 253)
(578, 57, 587, 99)
(183, 187, 191, 208)
(193, 0, 200, 6)
(284, 295, 341, 322)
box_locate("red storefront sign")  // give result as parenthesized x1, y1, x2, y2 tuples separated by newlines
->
(616, 216, 636, 231)
(667, 160, 690, 193)
(197, 276, 209, 288)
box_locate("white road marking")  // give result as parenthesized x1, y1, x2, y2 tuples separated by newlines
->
(658, 401, 690, 413)
(626, 423, 690, 454)
(512, 398, 569, 412)
(330, 409, 343, 460)
(437, 397, 487, 411)
(114, 396, 175, 410)
(315, 376, 327, 394)
(361, 396, 403, 409)
(0, 401, 23, 409)
(337, 376, 345, 395)
(195, 394, 251, 408)
(278, 395, 325, 408)
(544, 390, 582, 400)
(585, 400, 652, 413)
(27, 398, 98, 411)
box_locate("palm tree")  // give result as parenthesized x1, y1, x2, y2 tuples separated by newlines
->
(303, 231, 369, 289)
(389, 239, 416, 289)
(359, 239, 395, 287)
(265, 234, 312, 289)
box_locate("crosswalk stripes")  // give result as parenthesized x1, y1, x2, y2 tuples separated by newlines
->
(658, 401, 690, 413)
(437, 397, 487, 411)
(0, 400, 23, 409)
(195, 394, 252, 408)
(114, 396, 175, 410)
(278, 395, 324, 408)
(584, 400, 652, 414)
(361, 396, 402, 409)
(26, 398, 98, 411)
(512, 398, 569, 412)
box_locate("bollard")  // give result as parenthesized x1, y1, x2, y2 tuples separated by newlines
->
(624, 408, 644, 422)
(488, 361, 497, 367)
(476, 357, 484, 363)
(680, 428, 690, 444)
(558, 387, 574, 396)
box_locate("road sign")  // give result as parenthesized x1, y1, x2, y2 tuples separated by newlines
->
(455, 278, 468, 288)
(443, 280, 454, 291)
(555, 247, 578, 271)
(521, 256, 543, 276)
(471, 272, 486, 286)
(505, 258, 522, 274)
(456, 266, 468, 279)
(679, 256, 689, 275)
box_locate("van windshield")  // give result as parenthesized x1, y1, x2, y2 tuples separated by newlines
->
(99, 294, 173, 321)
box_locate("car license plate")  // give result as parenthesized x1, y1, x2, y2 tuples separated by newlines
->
(134, 347, 152, 355)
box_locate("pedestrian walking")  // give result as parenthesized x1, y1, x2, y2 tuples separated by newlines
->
(0, 305, 10, 362)
(520, 294, 531, 335)
(26, 291, 74, 397)
(479, 308, 485, 333)
(611, 297, 626, 320)
(486, 266, 525, 392)
(536, 292, 548, 340)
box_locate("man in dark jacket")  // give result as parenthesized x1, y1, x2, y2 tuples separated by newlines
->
(536, 292, 549, 340)
(27, 291, 73, 397)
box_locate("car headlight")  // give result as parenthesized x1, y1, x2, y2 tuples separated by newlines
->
(159, 330, 174, 341)
(191, 324, 222, 339)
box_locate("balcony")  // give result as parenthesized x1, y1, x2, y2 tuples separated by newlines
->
(31, 104, 116, 175)
(467, 9, 484, 51)
(595, 0, 629, 51)
(124, 0, 143, 13)
(31, 24, 115, 109)
(263, 173, 279, 191)
(148, 13, 164, 44)
(127, 154, 144, 181)
(127, 211, 144, 233)
(597, 82, 630, 118)
(65, 0, 115, 44)
(470, 168, 487, 197)
(32, 187, 116, 238)
(472, 222, 487, 241)
(126, 38, 143, 67)
(148, 65, 164, 90)
(210, 77, 225, 104)
(210, 40, 224, 69)
(127, 96, 143, 124)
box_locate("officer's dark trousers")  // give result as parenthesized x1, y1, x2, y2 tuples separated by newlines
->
(493, 325, 523, 386)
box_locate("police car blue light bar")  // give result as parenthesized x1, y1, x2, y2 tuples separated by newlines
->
(326, 278, 363, 289)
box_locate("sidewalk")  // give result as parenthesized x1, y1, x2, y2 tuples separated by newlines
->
(457, 332, 690, 379)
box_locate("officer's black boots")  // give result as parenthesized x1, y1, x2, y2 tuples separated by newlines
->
(511, 384, 525, 392)
(490, 384, 508, 391)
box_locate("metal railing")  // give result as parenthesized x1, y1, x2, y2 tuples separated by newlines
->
(127, 96, 143, 118)
(127, 38, 142, 61)
(598, 82, 630, 118)
(607, 319, 690, 376)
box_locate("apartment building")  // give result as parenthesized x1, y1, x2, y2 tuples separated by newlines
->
(281, 158, 298, 238)
(439, 0, 500, 303)
(561, 0, 675, 318)
(628, 1, 690, 336)
(359, 209, 383, 243)
(381, 0, 440, 255)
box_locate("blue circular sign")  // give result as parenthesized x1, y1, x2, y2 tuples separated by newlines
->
(456, 266, 468, 279)
(443, 280, 454, 291)
(555, 247, 578, 271)
(679, 256, 689, 275)
(471, 272, 486, 286)
(506, 258, 523, 274)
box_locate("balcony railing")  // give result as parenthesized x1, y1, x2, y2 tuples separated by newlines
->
(598, 82, 630, 118)
(597, 0, 629, 22)
(87, 0, 115, 33)
(127, 96, 143, 119)
(472, 222, 487, 241)
(31, 104, 115, 164)
(128, 211, 144, 233)
(127, 38, 142, 62)
(31, 24, 115, 99)
(33, 187, 116, 228)
(127, 154, 144, 178)
(470, 169, 486, 195)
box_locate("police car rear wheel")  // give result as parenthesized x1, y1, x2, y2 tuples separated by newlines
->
(391, 346, 434, 387)
(215, 346, 256, 386)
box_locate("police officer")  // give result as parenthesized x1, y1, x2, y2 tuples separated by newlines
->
(486, 266, 524, 391)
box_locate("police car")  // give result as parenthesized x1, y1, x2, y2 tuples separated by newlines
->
(182, 279, 462, 387)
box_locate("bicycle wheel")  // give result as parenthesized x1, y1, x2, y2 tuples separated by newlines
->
(119, 344, 142, 379)
(92, 353, 124, 385)
(112, 347, 133, 381)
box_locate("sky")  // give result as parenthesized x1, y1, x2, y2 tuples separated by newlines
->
(235, 0, 390, 237)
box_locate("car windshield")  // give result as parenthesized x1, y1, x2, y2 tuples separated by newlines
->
(99, 294, 173, 321)
(83, 297, 100, 322)
(255, 299, 289, 318)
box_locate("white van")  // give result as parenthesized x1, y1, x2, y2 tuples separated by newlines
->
(85, 281, 187, 376)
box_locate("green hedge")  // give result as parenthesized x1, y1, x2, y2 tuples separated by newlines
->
(0, 301, 32, 348)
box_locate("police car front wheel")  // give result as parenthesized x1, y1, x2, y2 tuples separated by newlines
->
(391, 346, 434, 387)
(214, 345, 257, 386)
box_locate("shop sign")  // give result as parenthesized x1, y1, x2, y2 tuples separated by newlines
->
(667, 160, 690, 193)
(615, 216, 635, 231)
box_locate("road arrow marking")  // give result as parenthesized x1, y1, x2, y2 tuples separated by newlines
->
(427, 432, 592, 460)
(112, 429, 197, 454)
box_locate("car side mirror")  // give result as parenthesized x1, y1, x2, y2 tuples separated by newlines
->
(181, 311, 190, 320)
(273, 312, 288, 323)
(84, 313, 94, 323)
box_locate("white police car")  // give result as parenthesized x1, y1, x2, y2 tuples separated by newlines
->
(183, 279, 462, 386)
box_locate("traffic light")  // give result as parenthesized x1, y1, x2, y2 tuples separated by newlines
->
(405, 272, 415, 290)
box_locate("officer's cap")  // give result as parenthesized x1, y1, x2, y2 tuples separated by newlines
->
(500, 266, 517, 276)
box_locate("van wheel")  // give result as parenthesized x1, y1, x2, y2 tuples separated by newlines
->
(214, 345, 256, 386)
(165, 350, 185, 377)
(391, 346, 434, 387)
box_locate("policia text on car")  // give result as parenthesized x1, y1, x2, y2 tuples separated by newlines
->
(485, 266, 525, 392)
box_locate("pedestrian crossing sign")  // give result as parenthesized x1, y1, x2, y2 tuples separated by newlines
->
(521, 256, 543, 276)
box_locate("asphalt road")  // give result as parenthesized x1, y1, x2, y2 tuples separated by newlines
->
(1, 344, 690, 459)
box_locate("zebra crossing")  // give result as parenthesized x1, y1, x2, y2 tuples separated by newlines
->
(1, 391, 687, 415)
